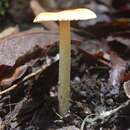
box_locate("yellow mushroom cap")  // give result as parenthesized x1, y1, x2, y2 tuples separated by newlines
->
(33, 8, 96, 22)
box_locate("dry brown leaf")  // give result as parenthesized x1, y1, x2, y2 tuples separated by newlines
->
(0, 65, 27, 87)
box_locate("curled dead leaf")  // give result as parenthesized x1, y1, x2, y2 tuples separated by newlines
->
(0, 65, 28, 87)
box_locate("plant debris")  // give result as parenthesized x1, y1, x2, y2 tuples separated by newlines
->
(1, 0, 130, 130)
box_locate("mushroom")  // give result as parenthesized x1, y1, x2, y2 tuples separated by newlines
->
(33, 8, 96, 115)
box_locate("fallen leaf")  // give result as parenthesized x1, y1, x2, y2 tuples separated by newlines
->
(0, 65, 28, 87)
(0, 28, 58, 66)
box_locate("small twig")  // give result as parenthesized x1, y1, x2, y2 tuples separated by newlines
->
(81, 100, 130, 130)
(52, 107, 63, 119)
(0, 61, 56, 96)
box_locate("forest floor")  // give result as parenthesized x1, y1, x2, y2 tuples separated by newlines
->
(0, 0, 130, 130)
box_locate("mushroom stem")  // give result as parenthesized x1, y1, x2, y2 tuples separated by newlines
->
(59, 21, 71, 115)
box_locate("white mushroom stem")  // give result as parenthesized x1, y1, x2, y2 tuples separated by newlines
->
(59, 21, 71, 115)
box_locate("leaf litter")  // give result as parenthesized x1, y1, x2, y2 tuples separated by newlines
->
(1, 0, 130, 130)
